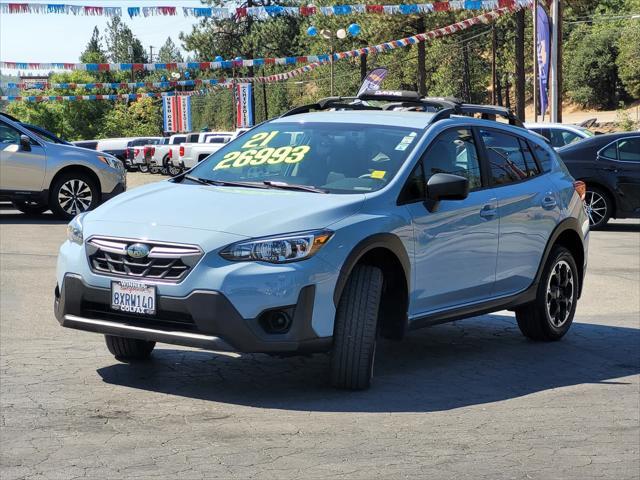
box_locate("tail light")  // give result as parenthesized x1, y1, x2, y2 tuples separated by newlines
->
(573, 181, 586, 201)
(168, 149, 172, 159)
(179, 146, 184, 157)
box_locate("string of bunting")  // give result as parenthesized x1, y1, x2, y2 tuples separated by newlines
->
(0, 3, 527, 102)
(2, 78, 231, 91)
(0, 88, 234, 103)
(1, 0, 530, 18)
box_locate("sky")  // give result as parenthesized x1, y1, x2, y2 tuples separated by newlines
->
(0, 1, 204, 75)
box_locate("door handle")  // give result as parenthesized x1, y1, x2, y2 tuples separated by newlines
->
(480, 204, 497, 219)
(541, 194, 557, 209)
(602, 167, 618, 173)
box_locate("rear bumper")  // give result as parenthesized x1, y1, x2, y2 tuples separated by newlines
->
(55, 274, 331, 354)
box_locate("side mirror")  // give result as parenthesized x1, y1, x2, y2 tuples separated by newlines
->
(425, 173, 469, 212)
(19, 135, 32, 152)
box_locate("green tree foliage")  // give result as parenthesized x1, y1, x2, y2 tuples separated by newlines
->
(158, 37, 184, 63)
(616, 22, 640, 98)
(80, 26, 107, 64)
(100, 98, 161, 138)
(104, 16, 148, 63)
(564, 24, 621, 108)
(3, 0, 639, 139)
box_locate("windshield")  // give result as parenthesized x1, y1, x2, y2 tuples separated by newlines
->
(24, 125, 64, 144)
(189, 122, 421, 194)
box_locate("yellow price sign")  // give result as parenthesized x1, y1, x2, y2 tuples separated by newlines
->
(214, 145, 311, 170)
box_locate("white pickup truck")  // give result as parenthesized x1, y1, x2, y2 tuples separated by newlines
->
(173, 129, 252, 171)
(145, 133, 194, 175)
(173, 132, 235, 170)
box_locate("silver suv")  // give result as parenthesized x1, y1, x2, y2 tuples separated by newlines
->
(0, 114, 126, 219)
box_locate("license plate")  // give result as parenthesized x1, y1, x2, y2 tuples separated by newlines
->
(111, 280, 156, 315)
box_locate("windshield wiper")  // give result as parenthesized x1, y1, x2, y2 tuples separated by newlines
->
(262, 181, 328, 194)
(184, 175, 268, 189)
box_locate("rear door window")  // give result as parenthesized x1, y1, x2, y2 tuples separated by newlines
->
(617, 138, 640, 162)
(480, 129, 541, 185)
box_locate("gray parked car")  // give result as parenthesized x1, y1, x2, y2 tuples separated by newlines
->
(0, 114, 126, 219)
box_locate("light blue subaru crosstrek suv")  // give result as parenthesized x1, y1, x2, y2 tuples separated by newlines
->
(55, 91, 589, 389)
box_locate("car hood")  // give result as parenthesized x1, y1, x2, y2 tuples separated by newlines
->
(84, 180, 365, 243)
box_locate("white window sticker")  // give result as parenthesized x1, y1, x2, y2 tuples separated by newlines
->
(395, 132, 417, 151)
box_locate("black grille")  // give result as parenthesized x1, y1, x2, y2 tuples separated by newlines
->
(90, 251, 190, 280)
(87, 237, 202, 283)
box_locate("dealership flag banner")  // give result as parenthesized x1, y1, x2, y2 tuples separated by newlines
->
(235, 83, 254, 129)
(357, 68, 389, 96)
(536, 4, 550, 118)
(163, 95, 192, 133)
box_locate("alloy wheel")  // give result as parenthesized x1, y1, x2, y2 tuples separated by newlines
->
(58, 179, 92, 215)
(169, 165, 181, 177)
(584, 190, 607, 227)
(545, 260, 574, 328)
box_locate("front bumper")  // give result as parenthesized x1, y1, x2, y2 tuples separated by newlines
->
(102, 181, 126, 202)
(55, 274, 331, 354)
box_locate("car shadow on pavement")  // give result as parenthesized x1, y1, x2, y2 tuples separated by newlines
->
(0, 212, 67, 225)
(598, 222, 640, 233)
(97, 314, 640, 413)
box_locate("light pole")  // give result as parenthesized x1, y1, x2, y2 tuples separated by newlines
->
(307, 23, 360, 96)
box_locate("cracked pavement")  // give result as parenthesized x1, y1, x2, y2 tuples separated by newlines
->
(1, 173, 639, 479)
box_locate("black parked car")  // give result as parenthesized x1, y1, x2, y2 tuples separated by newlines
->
(558, 132, 640, 229)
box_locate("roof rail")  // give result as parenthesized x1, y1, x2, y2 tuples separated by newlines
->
(280, 89, 523, 127)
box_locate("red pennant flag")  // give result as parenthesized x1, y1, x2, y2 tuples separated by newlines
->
(434, 2, 450, 12)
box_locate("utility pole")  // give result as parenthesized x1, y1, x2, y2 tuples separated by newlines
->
(262, 67, 268, 121)
(491, 24, 497, 104)
(246, 0, 256, 126)
(549, 0, 562, 122)
(360, 54, 367, 82)
(515, 7, 526, 121)
(149, 46, 154, 63)
(416, 17, 427, 96)
(462, 42, 471, 103)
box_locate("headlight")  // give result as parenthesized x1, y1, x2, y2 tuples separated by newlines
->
(97, 155, 122, 170)
(66, 213, 86, 245)
(220, 230, 333, 263)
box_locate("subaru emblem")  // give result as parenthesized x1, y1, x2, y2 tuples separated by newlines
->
(127, 243, 150, 259)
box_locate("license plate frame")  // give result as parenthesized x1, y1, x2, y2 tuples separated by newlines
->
(111, 280, 156, 316)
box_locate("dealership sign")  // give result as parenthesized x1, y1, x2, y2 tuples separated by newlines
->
(162, 95, 192, 133)
(234, 83, 254, 129)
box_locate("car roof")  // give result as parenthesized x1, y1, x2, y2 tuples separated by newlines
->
(270, 110, 437, 129)
(557, 131, 639, 152)
(524, 122, 584, 129)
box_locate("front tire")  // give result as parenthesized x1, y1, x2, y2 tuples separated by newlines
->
(105, 335, 155, 361)
(11, 200, 48, 215)
(516, 246, 578, 341)
(330, 265, 383, 390)
(139, 164, 149, 173)
(49, 172, 100, 220)
(584, 186, 611, 229)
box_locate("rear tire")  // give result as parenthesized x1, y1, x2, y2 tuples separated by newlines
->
(330, 265, 383, 390)
(584, 186, 611, 229)
(139, 164, 149, 173)
(105, 335, 155, 361)
(11, 200, 48, 215)
(149, 166, 161, 174)
(516, 246, 578, 341)
(168, 164, 182, 177)
(49, 172, 100, 220)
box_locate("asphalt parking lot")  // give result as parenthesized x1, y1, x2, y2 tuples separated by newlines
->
(1, 172, 638, 480)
